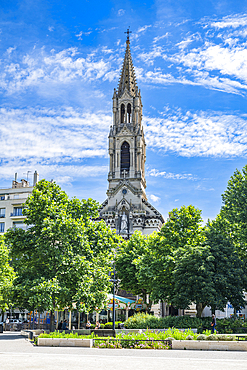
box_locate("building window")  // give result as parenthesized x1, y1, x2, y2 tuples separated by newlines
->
(13, 221, 26, 230)
(121, 141, 130, 171)
(0, 208, 5, 218)
(127, 103, 131, 123)
(12, 207, 23, 216)
(0, 195, 5, 201)
(0, 223, 4, 233)
(121, 104, 125, 123)
(14, 195, 19, 199)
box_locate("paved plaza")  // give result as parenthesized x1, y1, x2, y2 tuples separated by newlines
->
(1, 332, 247, 370)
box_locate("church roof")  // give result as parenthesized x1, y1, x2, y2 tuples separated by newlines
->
(118, 40, 138, 97)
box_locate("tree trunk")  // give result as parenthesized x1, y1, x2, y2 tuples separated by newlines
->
(147, 300, 152, 313)
(142, 290, 147, 303)
(196, 303, 205, 318)
(0, 309, 4, 322)
(234, 307, 237, 320)
(49, 310, 53, 332)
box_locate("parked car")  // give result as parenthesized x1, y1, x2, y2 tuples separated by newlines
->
(9, 319, 22, 324)
(5, 319, 23, 324)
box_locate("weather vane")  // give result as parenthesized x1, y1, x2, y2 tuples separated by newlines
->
(124, 28, 132, 42)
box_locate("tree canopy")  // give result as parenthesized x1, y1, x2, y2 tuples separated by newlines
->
(0, 236, 15, 315)
(5, 180, 119, 322)
(221, 165, 247, 259)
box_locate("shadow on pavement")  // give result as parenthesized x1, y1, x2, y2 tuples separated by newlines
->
(0, 332, 23, 341)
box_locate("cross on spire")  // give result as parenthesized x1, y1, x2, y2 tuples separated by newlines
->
(124, 28, 132, 43)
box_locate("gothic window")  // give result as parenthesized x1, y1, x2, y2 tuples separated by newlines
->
(127, 103, 131, 123)
(121, 141, 130, 171)
(121, 104, 125, 123)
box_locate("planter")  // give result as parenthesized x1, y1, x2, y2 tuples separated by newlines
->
(115, 328, 197, 334)
(172, 340, 247, 351)
(37, 338, 93, 347)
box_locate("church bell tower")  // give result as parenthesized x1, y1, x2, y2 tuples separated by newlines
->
(98, 30, 164, 238)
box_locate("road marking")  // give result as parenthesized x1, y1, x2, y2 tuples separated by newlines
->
(0, 352, 247, 362)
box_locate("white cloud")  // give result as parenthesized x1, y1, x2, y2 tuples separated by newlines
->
(75, 30, 92, 40)
(137, 25, 152, 33)
(117, 9, 125, 16)
(48, 26, 54, 32)
(138, 46, 164, 65)
(6, 46, 16, 55)
(148, 169, 198, 180)
(0, 160, 108, 185)
(0, 47, 115, 94)
(0, 107, 110, 162)
(210, 14, 247, 29)
(150, 194, 160, 202)
(195, 185, 215, 191)
(171, 43, 247, 84)
(153, 33, 169, 44)
(144, 109, 247, 157)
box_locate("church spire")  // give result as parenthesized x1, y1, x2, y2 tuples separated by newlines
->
(118, 29, 138, 97)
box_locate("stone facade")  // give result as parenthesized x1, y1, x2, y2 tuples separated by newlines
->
(97, 35, 164, 238)
(0, 171, 39, 234)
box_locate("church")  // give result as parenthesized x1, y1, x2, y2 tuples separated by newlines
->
(98, 31, 164, 238)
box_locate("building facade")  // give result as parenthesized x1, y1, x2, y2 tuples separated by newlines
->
(0, 171, 39, 234)
(98, 33, 164, 238)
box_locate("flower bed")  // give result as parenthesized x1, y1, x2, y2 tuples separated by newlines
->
(36, 329, 245, 349)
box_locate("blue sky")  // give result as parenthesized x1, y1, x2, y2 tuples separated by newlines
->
(1, 0, 247, 222)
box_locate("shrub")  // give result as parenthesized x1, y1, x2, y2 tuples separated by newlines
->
(186, 335, 194, 340)
(206, 334, 218, 341)
(104, 321, 122, 329)
(166, 337, 175, 341)
(124, 312, 207, 330)
(196, 334, 207, 341)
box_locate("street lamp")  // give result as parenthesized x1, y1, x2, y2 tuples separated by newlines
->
(109, 266, 118, 330)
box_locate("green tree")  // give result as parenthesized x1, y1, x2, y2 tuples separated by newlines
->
(221, 165, 247, 258)
(115, 231, 152, 301)
(5, 180, 119, 328)
(150, 205, 206, 307)
(205, 216, 246, 312)
(0, 236, 15, 320)
(171, 242, 216, 317)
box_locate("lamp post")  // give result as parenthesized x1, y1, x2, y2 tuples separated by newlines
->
(109, 266, 117, 330)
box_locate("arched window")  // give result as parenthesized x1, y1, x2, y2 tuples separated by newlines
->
(127, 103, 131, 123)
(121, 141, 130, 171)
(121, 104, 125, 123)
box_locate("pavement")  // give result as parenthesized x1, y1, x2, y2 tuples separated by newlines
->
(1, 331, 247, 370)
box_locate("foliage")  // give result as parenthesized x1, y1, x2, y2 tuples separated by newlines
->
(196, 334, 207, 340)
(37, 328, 239, 348)
(5, 180, 119, 320)
(117, 204, 247, 318)
(204, 217, 246, 311)
(124, 312, 207, 330)
(103, 321, 122, 329)
(0, 236, 15, 313)
(171, 243, 215, 317)
(115, 231, 153, 301)
(221, 165, 247, 259)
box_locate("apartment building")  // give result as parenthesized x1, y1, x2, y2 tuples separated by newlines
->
(0, 171, 39, 234)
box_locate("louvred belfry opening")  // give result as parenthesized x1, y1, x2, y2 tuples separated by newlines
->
(121, 141, 130, 171)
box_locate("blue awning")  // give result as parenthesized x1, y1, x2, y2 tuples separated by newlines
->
(108, 294, 135, 305)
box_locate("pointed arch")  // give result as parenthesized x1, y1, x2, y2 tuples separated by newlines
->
(121, 104, 125, 123)
(121, 141, 130, 171)
(127, 103, 131, 123)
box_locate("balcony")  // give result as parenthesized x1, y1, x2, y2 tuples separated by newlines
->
(10, 212, 23, 218)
